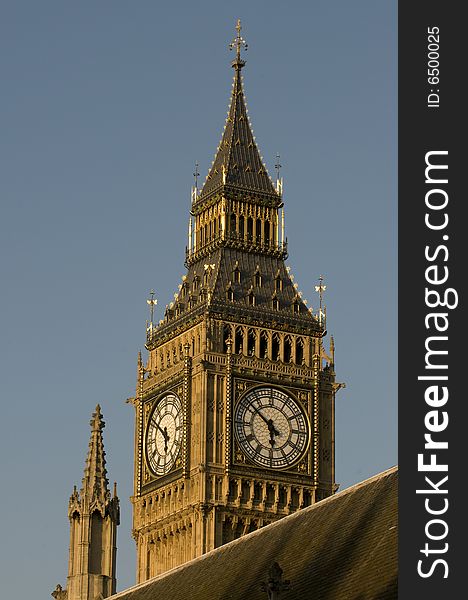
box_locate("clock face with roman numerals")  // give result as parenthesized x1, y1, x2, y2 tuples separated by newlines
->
(145, 393, 183, 476)
(234, 386, 309, 469)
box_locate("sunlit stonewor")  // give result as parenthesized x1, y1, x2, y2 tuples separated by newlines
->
(132, 18, 337, 582)
(52, 20, 397, 600)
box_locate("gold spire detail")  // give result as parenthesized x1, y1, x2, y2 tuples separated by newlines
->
(229, 18, 248, 68)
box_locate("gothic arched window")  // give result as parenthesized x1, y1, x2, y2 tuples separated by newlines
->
(223, 325, 232, 352)
(260, 331, 268, 359)
(264, 220, 271, 245)
(296, 337, 304, 365)
(254, 268, 262, 287)
(235, 327, 244, 355)
(239, 215, 245, 239)
(247, 329, 256, 356)
(272, 333, 280, 362)
(230, 213, 237, 236)
(275, 274, 282, 291)
(247, 216, 253, 240)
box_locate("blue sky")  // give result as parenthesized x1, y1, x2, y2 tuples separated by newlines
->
(0, 1, 396, 596)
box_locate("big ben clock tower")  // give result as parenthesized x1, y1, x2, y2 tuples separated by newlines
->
(130, 21, 339, 582)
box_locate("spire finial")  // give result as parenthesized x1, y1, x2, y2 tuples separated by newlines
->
(275, 154, 281, 180)
(90, 404, 104, 432)
(191, 161, 200, 204)
(229, 19, 248, 68)
(315, 275, 327, 327)
(275, 153, 283, 195)
(193, 161, 200, 188)
(146, 289, 157, 334)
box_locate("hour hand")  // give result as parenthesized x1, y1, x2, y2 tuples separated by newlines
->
(267, 418, 280, 446)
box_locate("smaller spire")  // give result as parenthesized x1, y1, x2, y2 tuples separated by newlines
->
(229, 18, 248, 69)
(81, 405, 109, 506)
(64, 406, 119, 600)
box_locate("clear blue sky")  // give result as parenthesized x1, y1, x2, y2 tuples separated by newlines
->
(0, 1, 396, 596)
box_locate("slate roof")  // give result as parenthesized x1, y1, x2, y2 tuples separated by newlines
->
(197, 59, 278, 202)
(152, 248, 322, 345)
(110, 466, 398, 600)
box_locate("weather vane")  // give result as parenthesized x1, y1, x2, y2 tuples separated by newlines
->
(314, 275, 327, 327)
(229, 19, 248, 62)
(146, 289, 158, 331)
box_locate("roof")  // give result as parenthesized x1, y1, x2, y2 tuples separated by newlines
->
(149, 247, 322, 346)
(196, 56, 278, 202)
(110, 466, 398, 600)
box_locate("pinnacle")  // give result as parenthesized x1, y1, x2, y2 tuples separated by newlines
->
(81, 404, 109, 503)
(90, 404, 105, 432)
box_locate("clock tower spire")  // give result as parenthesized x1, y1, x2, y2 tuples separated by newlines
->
(132, 21, 340, 582)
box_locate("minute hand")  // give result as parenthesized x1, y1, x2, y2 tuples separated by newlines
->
(153, 420, 170, 444)
(252, 406, 280, 437)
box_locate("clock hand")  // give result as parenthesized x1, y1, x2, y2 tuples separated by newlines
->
(252, 406, 271, 426)
(153, 420, 170, 451)
(267, 418, 281, 446)
(270, 420, 280, 437)
(251, 406, 281, 442)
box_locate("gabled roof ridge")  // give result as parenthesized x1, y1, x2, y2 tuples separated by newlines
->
(108, 465, 398, 599)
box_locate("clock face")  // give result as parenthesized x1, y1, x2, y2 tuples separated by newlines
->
(234, 386, 309, 469)
(145, 392, 183, 476)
